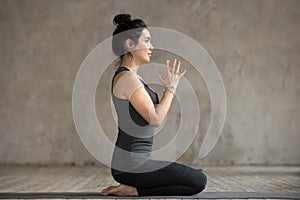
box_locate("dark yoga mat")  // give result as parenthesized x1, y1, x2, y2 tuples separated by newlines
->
(0, 192, 300, 199)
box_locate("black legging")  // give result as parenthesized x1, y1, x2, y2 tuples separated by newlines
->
(111, 160, 207, 196)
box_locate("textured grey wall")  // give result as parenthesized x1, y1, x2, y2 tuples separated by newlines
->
(0, 0, 299, 166)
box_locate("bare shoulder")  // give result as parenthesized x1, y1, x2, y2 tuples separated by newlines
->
(113, 71, 138, 85)
(113, 71, 144, 99)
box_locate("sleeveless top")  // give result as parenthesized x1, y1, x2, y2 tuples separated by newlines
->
(111, 67, 159, 175)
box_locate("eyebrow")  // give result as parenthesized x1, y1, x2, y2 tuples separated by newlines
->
(145, 36, 151, 39)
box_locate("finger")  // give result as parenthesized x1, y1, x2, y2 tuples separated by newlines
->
(156, 73, 164, 83)
(176, 61, 181, 74)
(172, 58, 177, 69)
(171, 59, 176, 74)
(172, 59, 177, 74)
(179, 69, 187, 78)
(165, 60, 170, 75)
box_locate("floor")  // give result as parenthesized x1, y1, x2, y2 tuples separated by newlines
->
(0, 165, 299, 199)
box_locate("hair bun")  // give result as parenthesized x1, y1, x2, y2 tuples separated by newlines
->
(113, 14, 132, 26)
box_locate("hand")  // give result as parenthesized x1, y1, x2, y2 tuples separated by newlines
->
(156, 59, 186, 89)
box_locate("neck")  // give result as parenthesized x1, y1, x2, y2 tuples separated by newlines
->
(120, 56, 139, 74)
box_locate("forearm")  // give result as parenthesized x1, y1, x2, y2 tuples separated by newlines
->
(158, 87, 174, 113)
(150, 87, 174, 127)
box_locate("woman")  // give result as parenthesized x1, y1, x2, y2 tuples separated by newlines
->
(100, 14, 207, 196)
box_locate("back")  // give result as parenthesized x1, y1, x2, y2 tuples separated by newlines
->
(111, 67, 159, 174)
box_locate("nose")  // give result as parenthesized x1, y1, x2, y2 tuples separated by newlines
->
(149, 42, 154, 50)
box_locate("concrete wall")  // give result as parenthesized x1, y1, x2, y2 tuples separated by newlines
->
(0, 0, 299, 166)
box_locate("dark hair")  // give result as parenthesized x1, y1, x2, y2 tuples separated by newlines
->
(112, 14, 147, 65)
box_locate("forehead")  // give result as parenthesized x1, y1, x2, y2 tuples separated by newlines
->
(141, 28, 151, 38)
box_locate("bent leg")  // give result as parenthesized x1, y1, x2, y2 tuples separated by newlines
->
(112, 160, 207, 196)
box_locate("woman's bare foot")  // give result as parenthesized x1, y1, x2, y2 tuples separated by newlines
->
(100, 184, 138, 196)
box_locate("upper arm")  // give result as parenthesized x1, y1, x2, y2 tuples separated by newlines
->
(113, 71, 160, 126)
(129, 85, 159, 126)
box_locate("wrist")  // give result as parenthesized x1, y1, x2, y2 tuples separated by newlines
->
(165, 84, 176, 94)
(163, 87, 175, 97)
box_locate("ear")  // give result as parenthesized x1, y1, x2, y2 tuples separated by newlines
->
(125, 39, 135, 51)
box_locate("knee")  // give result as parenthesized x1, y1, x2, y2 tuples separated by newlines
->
(193, 172, 207, 194)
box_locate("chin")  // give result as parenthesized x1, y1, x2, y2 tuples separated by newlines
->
(140, 58, 150, 64)
(146, 56, 151, 63)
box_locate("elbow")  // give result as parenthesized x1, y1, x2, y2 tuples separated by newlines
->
(151, 121, 161, 127)
(149, 118, 163, 127)
(148, 109, 164, 127)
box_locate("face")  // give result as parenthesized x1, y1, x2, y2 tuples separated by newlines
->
(131, 29, 153, 65)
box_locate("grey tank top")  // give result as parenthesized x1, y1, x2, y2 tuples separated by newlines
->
(111, 67, 159, 175)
